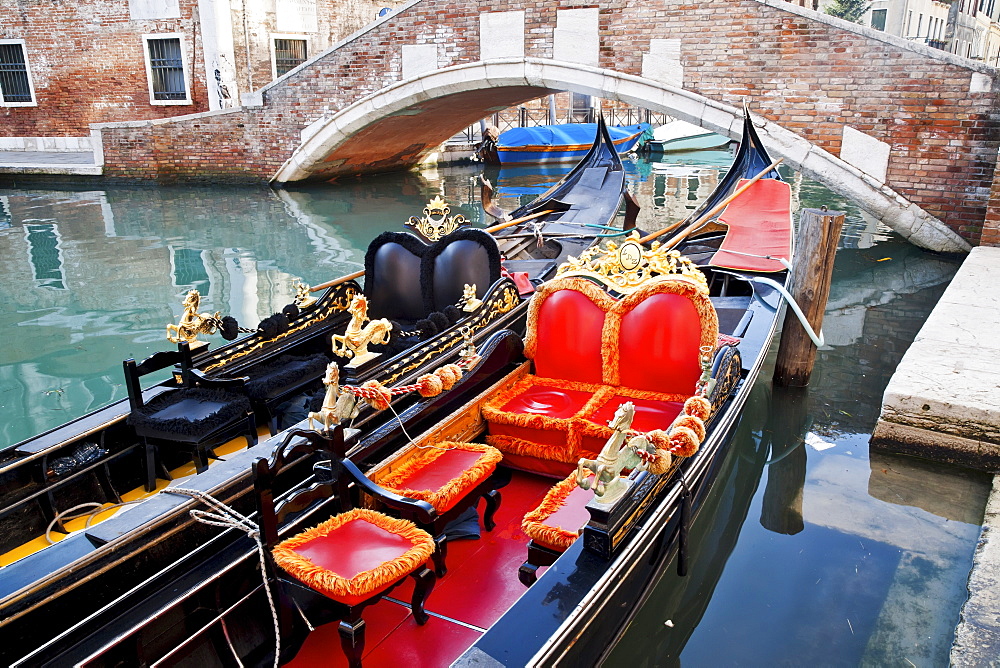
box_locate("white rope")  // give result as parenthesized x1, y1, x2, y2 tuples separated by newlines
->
(45, 500, 144, 544)
(748, 275, 825, 347)
(166, 487, 281, 668)
(715, 247, 794, 271)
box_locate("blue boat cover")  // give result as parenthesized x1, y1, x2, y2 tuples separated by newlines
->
(498, 123, 649, 148)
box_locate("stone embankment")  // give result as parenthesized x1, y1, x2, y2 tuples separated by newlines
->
(873, 246, 1000, 665)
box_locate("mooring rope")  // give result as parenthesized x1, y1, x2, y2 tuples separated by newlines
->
(165, 487, 281, 668)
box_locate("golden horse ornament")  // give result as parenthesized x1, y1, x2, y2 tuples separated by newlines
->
(307, 362, 360, 432)
(331, 294, 393, 368)
(166, 289, 220, 347)
(575, 402, 670, 505)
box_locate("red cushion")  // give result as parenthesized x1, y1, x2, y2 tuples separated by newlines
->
(499, 384, 593, 419)
(618, 293, 704, 394)
(392, 449, 484, 493)
(712, 179, 793, 273)
(290, 518, 416, 605)
(532, 289, 606, 384)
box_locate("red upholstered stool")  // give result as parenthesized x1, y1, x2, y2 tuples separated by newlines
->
(254, 426, 439, 668)
(376, 442, 504, 576)
(273, 508, 435, 607)
(518, 472, 595, 586)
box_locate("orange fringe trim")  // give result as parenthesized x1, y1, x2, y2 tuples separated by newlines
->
(521, 473, 587, 551)
(378, 442, 503, 512)
(484, 433, 580, 464)
(272, 508, 434, 601)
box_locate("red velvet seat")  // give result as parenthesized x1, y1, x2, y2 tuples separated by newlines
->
(254, 427, 438, 668)
(273, 508, 435, 607)
(378, 442, 502, 514)
(373, 442, 505, 576)
(483, 275, 719, 475)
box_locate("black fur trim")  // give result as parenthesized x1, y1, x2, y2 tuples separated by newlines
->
(220, 316, 240, 341)
(244, 354, 329, 401)
(429, 311, 450, 332)
(443, 305, 462, 324)
(127, 388, 251, 437)
(258, 313, 290, 340)
(414, 317, 437, 337)
(282, 303, 300, 319)
(363, 231, 431, 297)
(419, 228, 501, 315)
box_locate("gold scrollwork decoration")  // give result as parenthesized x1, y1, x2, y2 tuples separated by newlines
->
(555, 231, 708, 294)
(405, 195, 467, 242)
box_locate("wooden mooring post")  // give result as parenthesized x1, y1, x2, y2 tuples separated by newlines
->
(773, 207, 845, 387)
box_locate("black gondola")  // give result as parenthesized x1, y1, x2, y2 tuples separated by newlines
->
(0, 118, 633, 666)
(4, 106, 793, 667)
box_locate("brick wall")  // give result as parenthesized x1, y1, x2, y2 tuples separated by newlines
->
(11, 0, 1000, 244)
(0, 0, 408, 138)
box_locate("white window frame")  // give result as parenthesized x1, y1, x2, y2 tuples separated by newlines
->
(270, 34, 310, 80)
(141, 33, 192, 106)
(0, 39, 38, 107)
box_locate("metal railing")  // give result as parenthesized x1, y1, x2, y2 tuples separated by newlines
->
(449, 105, 669, 144)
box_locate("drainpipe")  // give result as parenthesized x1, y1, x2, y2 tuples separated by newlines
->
(242, 0, 254, 92)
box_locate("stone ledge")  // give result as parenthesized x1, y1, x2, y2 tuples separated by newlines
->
(874, 246, 1000, 470)
(951, 475, 1000, 667)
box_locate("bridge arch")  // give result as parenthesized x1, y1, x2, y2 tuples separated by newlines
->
(274, 58, 969, 253)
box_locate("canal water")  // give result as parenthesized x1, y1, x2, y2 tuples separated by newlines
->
(0, 152, 991, 665)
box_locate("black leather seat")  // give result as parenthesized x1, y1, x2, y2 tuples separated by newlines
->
(363, 227, 501, 325)
(125, 341, 257, 492)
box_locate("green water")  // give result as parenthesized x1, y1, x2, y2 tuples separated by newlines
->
(0, 153, 989, 665)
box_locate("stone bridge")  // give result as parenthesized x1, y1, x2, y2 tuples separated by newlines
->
(95, 0, 1000, 252)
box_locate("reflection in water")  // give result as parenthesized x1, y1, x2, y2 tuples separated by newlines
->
(0, 172, 485, 447)
(758, 385, 810, 536)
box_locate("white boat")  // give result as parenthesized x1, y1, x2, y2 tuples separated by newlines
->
(646, 119, 733, 154)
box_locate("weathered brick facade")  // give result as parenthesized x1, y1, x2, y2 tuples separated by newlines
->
(0, 0, 406, 136)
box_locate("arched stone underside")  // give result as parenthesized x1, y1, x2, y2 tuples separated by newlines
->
(274, 59, 970, 253)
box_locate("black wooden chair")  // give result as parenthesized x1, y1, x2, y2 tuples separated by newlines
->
(124, 341, 257, 492)
(254, 426, 436, 667)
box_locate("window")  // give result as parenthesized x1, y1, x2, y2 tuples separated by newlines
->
(273, 38, 307, 77)
(0, 40, 36, 106)
(143, 35, 190, 104)
(871, 8, 887, 30)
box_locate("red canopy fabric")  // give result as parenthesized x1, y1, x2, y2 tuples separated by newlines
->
(710, 178, 793, 273)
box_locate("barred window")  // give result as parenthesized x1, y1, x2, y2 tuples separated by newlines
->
(0, 41, 35, 105)
(148, 38, 186, 100)
(274, 39, 307, 77)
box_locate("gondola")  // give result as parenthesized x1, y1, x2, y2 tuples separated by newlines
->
(476, 121, 649, 165)
(0, 119, 633, 666)
(4, 106, 792, 667)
